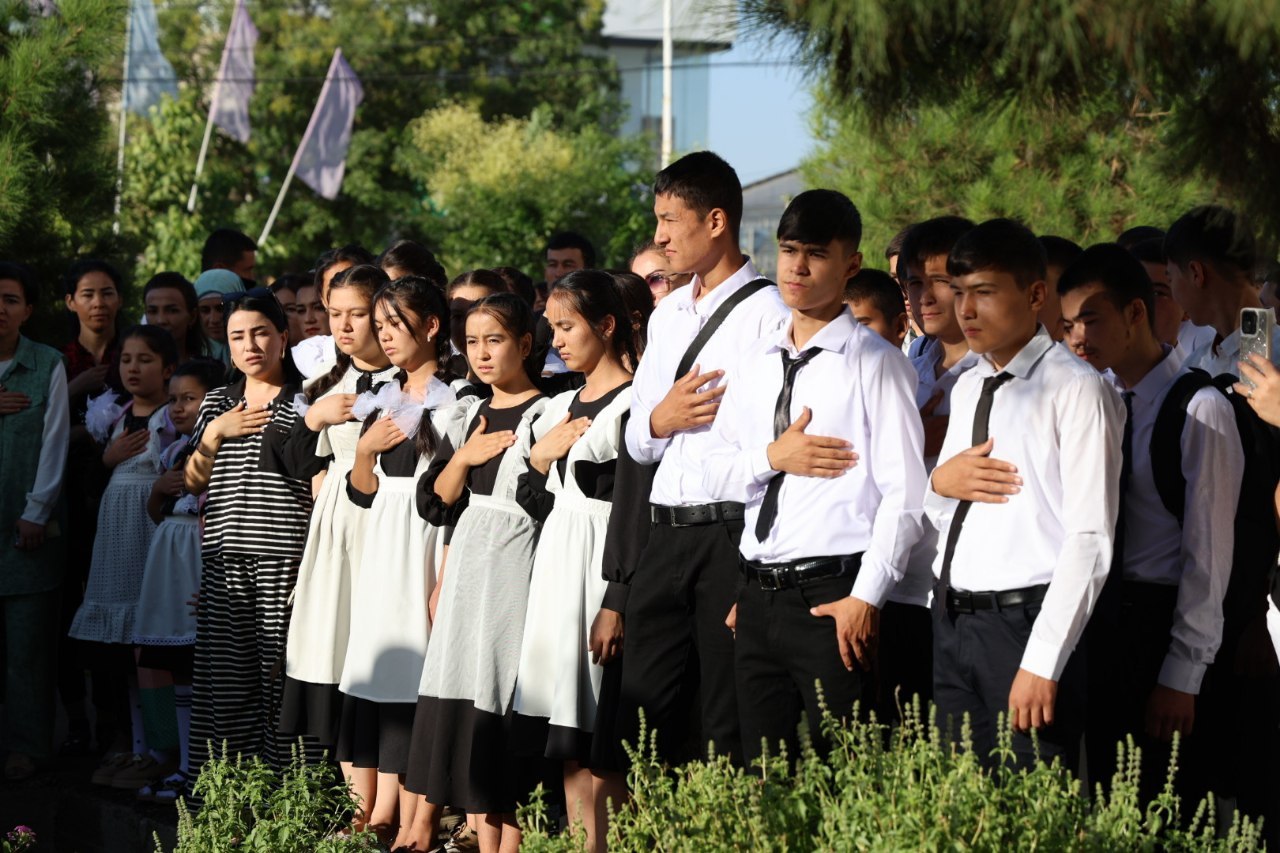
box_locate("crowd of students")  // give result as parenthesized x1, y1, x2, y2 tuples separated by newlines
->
(2, 150, 1279, 852)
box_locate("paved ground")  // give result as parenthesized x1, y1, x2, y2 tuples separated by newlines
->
(0, 753, 179, 852)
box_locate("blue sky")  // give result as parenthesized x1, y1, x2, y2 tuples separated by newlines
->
(706, 29, 813, 185)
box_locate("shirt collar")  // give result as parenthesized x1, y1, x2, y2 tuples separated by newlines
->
(7, 335, 40, 372)
(681, 257, 761, 318)
(977, 324, 1055, 380)
(768, 310, 858, 356)
(1119, 344, 1182, 403)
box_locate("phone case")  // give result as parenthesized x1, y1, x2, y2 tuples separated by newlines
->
(1240, 308, 1274, 388)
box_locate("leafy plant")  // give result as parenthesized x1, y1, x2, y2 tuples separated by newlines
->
(1, 826, 37, 853)
(162, 740, 380, 853)
(519, 698, 1266, 851)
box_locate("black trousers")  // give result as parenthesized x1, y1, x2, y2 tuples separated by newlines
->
(1084, 581, 1207, 807)
(615, 519, 743, 766)
(735, 574, 863, 765)
(933, 599, 1086, 772)
(875, 600, 933, 724)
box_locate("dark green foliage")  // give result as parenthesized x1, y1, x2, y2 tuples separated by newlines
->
(164, 740, 380, 852)
(748, 0, 1280, 250)
(520, 700, 1265, 851)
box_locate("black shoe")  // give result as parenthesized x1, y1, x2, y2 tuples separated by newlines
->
(58, 720, 92, 757)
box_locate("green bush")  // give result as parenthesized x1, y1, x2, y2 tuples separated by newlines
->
(161, 741, 379, 853)
(519, 698, 1265, 851)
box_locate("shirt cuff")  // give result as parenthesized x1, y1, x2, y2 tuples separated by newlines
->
(1019, 636, 1071, 682)
(850, 560, 897, 609)
(749, 445, 775, 485)
(1157, 655, 1206, 695)
(601, 581, 629, 613)
(630, 427, 671, 465)
(20, 498, 53, 526)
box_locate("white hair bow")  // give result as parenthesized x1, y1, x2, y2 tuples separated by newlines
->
(85, 391, 126, 444)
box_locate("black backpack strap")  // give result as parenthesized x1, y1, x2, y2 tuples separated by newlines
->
(1149, 368, 1215, 526)
(673, 278, 774, 380)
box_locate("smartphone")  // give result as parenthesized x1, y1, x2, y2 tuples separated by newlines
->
(1240, 307, 1274, 388)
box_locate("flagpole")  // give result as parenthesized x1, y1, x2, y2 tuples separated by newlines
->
(258, 157, 299, 246)
(259, 48, 341, 246)
(188, 0, 240, 212)
(112, 0, 133, 235)
(187, 112, 216, 213)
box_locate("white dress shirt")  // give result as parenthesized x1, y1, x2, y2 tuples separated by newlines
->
(1186, 324, 1280, 378)
(1177, 319, 1217, 361)
(701, 312, 926, 608)
(890, 344, 980, 608)
(0, 359, 69, 525)
(625, 259, 789, 507)
(1110, 346, 1241, 694)
(925, 326, 1125, 681)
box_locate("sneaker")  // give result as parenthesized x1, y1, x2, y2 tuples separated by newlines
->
(439, 807, 464, 835)
(111, 754, 177, 790)
(143, 771, 189, 805)
(442, 822, 479, 853)
(90, 752, 135, 786)
(58, 720, 93, 757)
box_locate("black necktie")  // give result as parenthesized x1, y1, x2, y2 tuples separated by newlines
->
(1111, 391, 1135, 575)
(938, 372, 1014, 591)
(754, 347, 821, 542)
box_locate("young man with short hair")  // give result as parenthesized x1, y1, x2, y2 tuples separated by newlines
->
(1037, 235, 1083, 342)
(703, 189, 925, 762)
(1165, 205, 1280, 376)
(1165, 204, 1280, 843)
(1127, 238, 1189, 350)
(844, 268, 910, 348)
(882, 216, 978, 720)
(1059, 243, 1241, 804)
(609, 151, 789, 765)
(927, 219, 1124, 770)
(200, 227, 257, 285)
(544, 231, 596, 286)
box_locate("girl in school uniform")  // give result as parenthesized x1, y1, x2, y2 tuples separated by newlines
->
(276, 265, 397, 790)
(132, 358, 225, 802)
(512, 270, 635, 853)
(340, 278, 471, 847)
(183, 290, 317, 780)
(409, 293, 548, 853)
(70, 326, 180, 785)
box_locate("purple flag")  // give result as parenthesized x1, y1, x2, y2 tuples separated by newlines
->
(292, 48, 363, 200)
(209, 0, 257, 144)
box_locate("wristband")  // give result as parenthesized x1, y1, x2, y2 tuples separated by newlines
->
(196, 442, 216, 459)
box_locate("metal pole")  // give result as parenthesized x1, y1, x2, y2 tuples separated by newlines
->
(257, 157, 298, 247)
(661, 0, 673, 168)
(112, 0, 132, 235)
(187, 111, 216, 212)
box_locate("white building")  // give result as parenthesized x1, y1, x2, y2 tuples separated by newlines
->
(602, 1, 734, 161)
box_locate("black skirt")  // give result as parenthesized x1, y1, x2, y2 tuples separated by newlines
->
(136, 644, 195, 681)
(277, 677, 344, 747)
(404, 696, 544, 813)
(335, 695, 415, 774)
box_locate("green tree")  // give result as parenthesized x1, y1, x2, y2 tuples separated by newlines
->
(750, 0, 1280, 247)
(123, 0, 623, 279)
(807, 86, 1218, 257)
(396, 102, 652, 273)
(0, 0, 126, 309)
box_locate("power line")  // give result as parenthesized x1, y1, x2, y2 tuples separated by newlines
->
(104, 59, 803, 86)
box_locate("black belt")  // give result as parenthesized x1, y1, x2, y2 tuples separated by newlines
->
(944, 583, 1048, 615)
(743, 553, 863, 592)
(650, 502, 744, 527)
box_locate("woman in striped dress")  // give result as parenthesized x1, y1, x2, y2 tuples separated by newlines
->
(183, 290, 317, 778)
